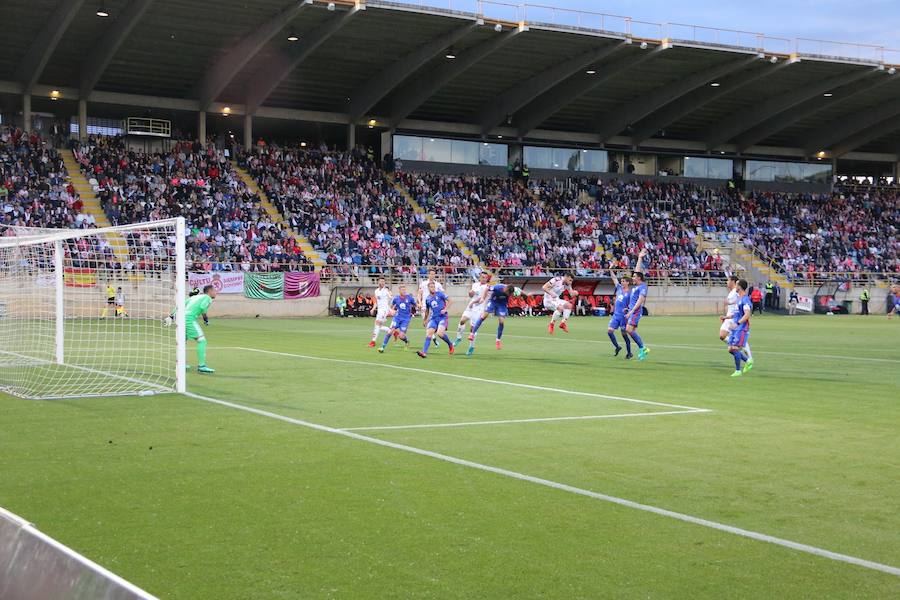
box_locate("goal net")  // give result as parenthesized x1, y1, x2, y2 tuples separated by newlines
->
(0, 218, 186, 399)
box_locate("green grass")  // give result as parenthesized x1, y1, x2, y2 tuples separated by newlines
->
(1, 314, 898, 599)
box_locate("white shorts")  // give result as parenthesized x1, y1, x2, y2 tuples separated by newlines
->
(463, 304, 487, 322)
(719, 319, 736, 335)
(544, 296, 567, 311)
(375, 308, 389, 322)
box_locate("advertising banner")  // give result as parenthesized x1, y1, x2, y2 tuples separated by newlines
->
(284, 272, 321, 299)
(244, 272, 284, 300)
(796, 294, 813, 312)
(188, 272, 244, 294)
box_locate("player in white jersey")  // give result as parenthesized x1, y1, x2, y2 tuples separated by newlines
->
(719, 274, 753, 365)
(454, 271, 491, 348)
(369, 277, 393, 347)
(418, 269, 444, 345)
(543, 274, 577, 334)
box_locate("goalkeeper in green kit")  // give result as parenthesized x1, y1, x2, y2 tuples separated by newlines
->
(167, 284, 217, 373)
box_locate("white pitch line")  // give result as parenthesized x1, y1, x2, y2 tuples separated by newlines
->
(218, 346, 708, 412)
(341, 409, 710, 431)
(183, 390, 900, 578)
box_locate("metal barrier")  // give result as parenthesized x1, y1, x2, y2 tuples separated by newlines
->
(124, 117, 171, 138)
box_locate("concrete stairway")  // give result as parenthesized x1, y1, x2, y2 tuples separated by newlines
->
(232, 163, 325, 270)
(389, 175, 484, 268)
(732, 242, 793, 290)
(62, 151, 129, 262)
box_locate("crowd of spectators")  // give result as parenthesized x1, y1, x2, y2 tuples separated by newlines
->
(73, 136, 311, 272)
(240, 145, 472, 275)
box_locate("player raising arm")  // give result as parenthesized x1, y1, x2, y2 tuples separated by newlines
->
(417, 281, 454, 358)
(607, 268, 633, 358)
(378, 284, 415, 353)
(369, 277, 392, 348)
(727, 279, 753, 377)
(544, 274, 576, 334)
(455, 271, 491, 347)
(625, 248, 650, 361)
(468, 283, 521, 352)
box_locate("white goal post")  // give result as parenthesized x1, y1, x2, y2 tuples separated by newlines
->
(0, 218, 186, 399)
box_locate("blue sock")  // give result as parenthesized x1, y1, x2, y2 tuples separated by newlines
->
(471, 317, 484, 334)
(423, 337, 432, 353)
(440, 333, 452, 346)
(497, 322, 505, 339)
(622, 331, 632, 353)
(381, 333, 391, 348)
(732, 350, 743, 371)
(630, 331, 644, 349)
(607, 331, 621, 349)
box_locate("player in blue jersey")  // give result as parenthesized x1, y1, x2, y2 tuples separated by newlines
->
(889, 284, 900, 319)
(378, 284, 416, 353)
(624, 248, 650, 361)
(727, 279, 753, 377)
(416, 281, 454, 358)
(468, 283, 521, 352)
(607, 268, 633, 358)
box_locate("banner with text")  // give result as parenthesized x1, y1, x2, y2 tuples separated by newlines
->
(796, 294, 813, 312)
(188, 272, 244, 294)
(284, 272, 321, 299)
(244, 272, 284, 300)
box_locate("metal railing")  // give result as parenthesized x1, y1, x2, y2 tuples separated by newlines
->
(124, 117, 172, 138)
(373, 1, 898, 65)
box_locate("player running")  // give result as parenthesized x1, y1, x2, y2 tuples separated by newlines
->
(468, 283, 522, 352)
(727, 279, 753, 377)
(625, 248, 650, 361)
(185, 284, 217, 374)
(416, 281, 454, 358)
(455, 271, 491, 349)
(378, 284, 416, 353)
(720, 275, 753, 368)
(418, 269, 444, 346)
(544, 274, 576, 334)
(607, 268, 633, 358)
(369, 277, 392, 348)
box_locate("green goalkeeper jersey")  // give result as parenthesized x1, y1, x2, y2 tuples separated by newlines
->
(185, 293, 212, 323)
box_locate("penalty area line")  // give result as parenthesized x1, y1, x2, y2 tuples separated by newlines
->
(341, 409, 709, 431)
(217, 346, 709, 412)
(183, 390, 900, 578)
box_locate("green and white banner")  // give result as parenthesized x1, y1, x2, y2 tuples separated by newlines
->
(243, 273, 284, 300)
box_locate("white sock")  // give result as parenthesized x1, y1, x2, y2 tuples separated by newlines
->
(456, 322, 466, 336)
(372, 324, 380, 341)
(744, 343, 752, 360)
(380, 326, 391, 333)
(551, 310, 561, 323)
(562, 308, 571, 320)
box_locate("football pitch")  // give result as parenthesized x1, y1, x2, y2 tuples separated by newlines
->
(1, 314, 898, 599)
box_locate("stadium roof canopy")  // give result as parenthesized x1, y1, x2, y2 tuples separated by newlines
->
(2, 0, 899, 161)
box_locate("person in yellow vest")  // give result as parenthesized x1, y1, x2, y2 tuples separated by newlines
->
(859, 287, 870, 315)
(101, 284, 116, 318)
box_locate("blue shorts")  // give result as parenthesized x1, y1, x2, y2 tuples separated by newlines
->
(728, 327, 749, 347)
(608, 314, 627, 330)
(427, 314, 449, 330)
(390, 317, 411, 333)
(486, 301, 508, 317)
(627, 311, 641, 327)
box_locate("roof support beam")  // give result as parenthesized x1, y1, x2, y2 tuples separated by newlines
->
(594, 56, 756, 143)
(245, 4, 362, 115)
(515, 43, 661, 137)
(15, 0, 85, 94)
(481, 41, 631, 136)
(349, 22, 476, 122)
(194, 0, 312, 110)
(387, 26, 523, 127)
(631, 59, 790, 147)
(703, 65, 876, 151)
(734, 72, 896, 152)
(831, 115, 900, 157)
(79, 0, 156, 100)
(802, 96, 900, 155)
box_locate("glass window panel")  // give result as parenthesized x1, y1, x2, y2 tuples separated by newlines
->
(422, 137, 452, 162)
(706, 157, 733, 179)
(802, 163, 832, 183)
(451, 139, 478, 165)
(582, 149, 608, 172)
(479, 142, 507, 166)
(393, 135, 422, 161)
(683, 156, 708, 178)
(775, 161, 801, 182)
(552, 148, 581, 171)
(746, 160, 776, 181)
(524, 146, 552, 169)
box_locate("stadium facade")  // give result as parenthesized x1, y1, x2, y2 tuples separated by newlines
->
(2, 0, 899, 186)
